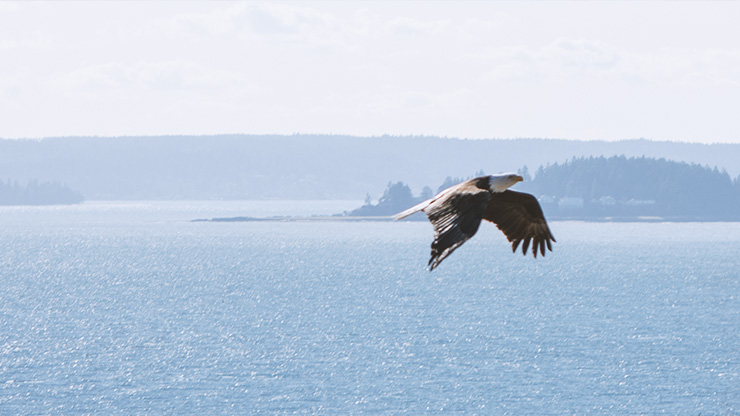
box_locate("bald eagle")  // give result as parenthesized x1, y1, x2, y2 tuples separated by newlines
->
(394, 173, 556, 270)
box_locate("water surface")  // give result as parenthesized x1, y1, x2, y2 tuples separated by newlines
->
(1, 201, 739, 414)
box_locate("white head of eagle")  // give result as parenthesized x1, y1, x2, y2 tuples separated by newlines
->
(488, 173, 524, 193)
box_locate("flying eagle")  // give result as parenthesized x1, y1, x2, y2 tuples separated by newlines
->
(394, 173, 556, 270)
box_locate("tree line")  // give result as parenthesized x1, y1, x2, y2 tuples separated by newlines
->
(4, 135, 740, 200)
(0, 179, 84, 205)
(347, 156, 740, 220)
(525, 156, 740, 219)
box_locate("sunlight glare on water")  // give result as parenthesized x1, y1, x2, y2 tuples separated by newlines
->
(1, 202, 739, 414)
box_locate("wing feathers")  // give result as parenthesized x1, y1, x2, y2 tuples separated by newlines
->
(484, 190, 556, 258)
(423, 180, 491, 270)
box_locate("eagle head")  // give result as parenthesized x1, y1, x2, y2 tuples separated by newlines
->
(489, 173, 524, 193)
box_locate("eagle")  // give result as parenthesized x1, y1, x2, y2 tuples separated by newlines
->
(394, 173, 556, 270)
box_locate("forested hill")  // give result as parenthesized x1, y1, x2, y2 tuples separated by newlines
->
(2, 135, 740, 200)
(0, 179, 84, 205)
(349, 156, 740, 221)
(522, 156, 740, 220)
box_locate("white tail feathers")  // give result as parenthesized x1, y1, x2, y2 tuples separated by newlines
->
(393, 199, 432, 220)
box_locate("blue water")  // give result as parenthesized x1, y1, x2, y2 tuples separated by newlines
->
(1, 201, 739, 414)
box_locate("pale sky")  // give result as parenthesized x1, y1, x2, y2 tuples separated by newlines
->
(2, 1, 740, 143)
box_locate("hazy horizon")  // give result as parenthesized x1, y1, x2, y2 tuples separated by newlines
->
(3, 134, 740, 203)
(3, 134, 740, 147)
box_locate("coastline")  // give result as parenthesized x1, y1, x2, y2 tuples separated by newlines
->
(192, 215, 740, 223)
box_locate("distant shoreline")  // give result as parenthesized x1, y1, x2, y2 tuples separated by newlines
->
(193, 215, 397, 223)
(4, 135, 740, 201)
(192, 215, 740, 223)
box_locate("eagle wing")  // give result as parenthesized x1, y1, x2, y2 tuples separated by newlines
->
(484, 190, 556, 257)
(424, 180, 491, 270)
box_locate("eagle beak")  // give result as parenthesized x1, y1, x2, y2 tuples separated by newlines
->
(515, 175, 524, 182)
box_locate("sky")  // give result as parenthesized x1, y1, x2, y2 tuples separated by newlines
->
(2, 1, 740, 143)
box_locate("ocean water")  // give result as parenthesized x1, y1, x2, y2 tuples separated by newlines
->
(1, 201, 739, 415)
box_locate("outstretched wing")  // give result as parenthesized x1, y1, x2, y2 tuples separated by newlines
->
(424, 181, 490, 270)
(484, 190, 556, 257)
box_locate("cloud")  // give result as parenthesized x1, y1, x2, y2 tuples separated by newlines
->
(0, 33, 53, 51)
(0, 2, 20, 12)
(166, 3, 245, 37)
(3, 1, 740, 142)
(474, 37, 740, 92)
(164, 2, 353, 49)
(700, 49, 740, 87)
(549, 38, 620, 71)
(477, 38, 620, 82)
(57, 60, 250, 95)
(385, 16, 449, 37)
(620, 48, 740, 88)
(0, 73, 25, 98)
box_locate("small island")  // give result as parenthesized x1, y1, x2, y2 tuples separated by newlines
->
(194, 155, 740, 223)
(344, 156, 740, 222)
